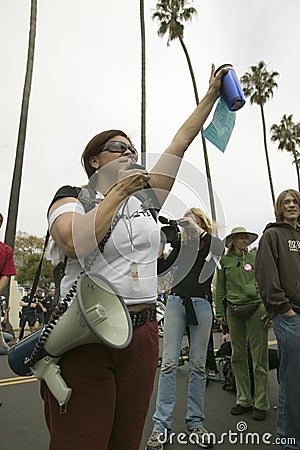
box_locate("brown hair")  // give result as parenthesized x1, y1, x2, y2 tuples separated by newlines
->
(275, 189, 300, 221)
(81, 129, 131, 178)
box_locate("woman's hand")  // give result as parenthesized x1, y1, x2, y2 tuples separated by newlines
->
(178, 215, 200, 241)
(207, 64, 229, 100)
(261, 314, 272, 329)
(108, 159, 150, 198)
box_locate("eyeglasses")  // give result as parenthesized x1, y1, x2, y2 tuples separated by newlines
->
(101, 141, 138, 160)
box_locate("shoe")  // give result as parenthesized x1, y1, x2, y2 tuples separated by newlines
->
(252, 408, 266, 421)
(185, 427, 214, 448)
(145, 432, 166, 450)
(231, 404, 252, 415)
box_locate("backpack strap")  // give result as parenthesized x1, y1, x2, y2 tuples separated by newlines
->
(134, 184, 160, 222)
(28, 231, 51, 302)
(78, 187, 102, 212)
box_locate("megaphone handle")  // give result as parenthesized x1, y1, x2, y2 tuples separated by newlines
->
(31, 357, 72, 411)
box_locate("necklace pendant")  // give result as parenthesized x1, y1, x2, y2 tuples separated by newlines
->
(130, 261, 140, 291)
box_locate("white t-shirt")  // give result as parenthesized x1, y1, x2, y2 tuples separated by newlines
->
(48, 195, 160, 305)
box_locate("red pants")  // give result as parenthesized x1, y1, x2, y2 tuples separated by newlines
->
(41, 320, 159, 450)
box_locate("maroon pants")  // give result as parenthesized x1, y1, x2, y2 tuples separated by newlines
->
(41, 320, 159, 450)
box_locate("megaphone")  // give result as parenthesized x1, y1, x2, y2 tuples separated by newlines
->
(8, 272, 133, 408)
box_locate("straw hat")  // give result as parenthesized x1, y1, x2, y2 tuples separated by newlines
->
(225, 226, 258, 248)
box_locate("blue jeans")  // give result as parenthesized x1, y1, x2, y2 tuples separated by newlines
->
(152, 295, 212, 433)
(273, 314, 300, 450)
(0, 332, 11, 355)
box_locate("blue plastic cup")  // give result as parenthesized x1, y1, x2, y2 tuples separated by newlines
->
(215, 64, 245, 111)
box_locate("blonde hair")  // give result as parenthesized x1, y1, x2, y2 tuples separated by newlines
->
(181, 207, 212, 243)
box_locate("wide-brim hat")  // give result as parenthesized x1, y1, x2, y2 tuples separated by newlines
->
(225, 226, 258, 248)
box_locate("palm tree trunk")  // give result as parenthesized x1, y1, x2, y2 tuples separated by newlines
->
(4, 0, 37, 251)
(291, 148, 300, 190)
(260, 104, 275, 206)
(178, 36, 217, 223)
(140, 0, 146, 167)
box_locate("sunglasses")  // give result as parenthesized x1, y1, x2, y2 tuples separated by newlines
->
(101, 141, 138, 160)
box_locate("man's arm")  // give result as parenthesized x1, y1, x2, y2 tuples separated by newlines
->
(19, 299, 37, 309)
(38, 301, 47, 313)
(0, 275, 10, 296)
(255, 232, 295, 315)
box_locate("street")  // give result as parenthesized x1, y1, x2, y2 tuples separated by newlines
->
(0, 331, 280, 450)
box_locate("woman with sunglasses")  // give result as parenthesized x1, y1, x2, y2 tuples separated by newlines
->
(42, 64, 228, 450)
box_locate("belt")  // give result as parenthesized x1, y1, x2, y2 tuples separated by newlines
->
(169, 293, 198, 325)
(129, 304, 156, 328)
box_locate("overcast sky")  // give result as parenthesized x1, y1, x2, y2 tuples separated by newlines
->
(1, 0, 299, 244)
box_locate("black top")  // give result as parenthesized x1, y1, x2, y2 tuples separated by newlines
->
(21, 295, 37, 315)
(158, 233, 224, 300)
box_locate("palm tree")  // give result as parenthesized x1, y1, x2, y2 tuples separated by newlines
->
(4, 0, 37, 250)
(240, 61, 279, 206)
(270, 114, 300, 190)
(152, 0, 217, 223)
(140, 0, 146, 166)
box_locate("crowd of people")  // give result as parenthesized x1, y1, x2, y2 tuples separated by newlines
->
(0, 65, 299, 450)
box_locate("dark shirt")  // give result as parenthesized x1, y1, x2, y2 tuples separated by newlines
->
(255, 221, 300, 316)
(41, 295, 55, 314)
(21, 295, 37, 315)
(158, 233, 224, 299)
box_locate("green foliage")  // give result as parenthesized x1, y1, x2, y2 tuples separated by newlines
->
(13, 231, 45, 269)
(14, 231, 54, 290)
(152, 0, 197, 45)
(240, 60, 279, 106)
(271, 114, 300, 153)
(270, 114, 300, 190)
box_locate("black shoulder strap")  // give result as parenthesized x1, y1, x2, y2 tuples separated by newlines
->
(30, 187, 100, 300)
(29, 231, 50, 301)
(134, 184, 160, 222)
(76, 185, 159, 219)
(77, 187, 102, 213)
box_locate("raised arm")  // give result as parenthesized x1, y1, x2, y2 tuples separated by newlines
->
(149, 64, 228, 197)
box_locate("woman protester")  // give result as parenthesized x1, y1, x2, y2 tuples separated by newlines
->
(215, 227, 269, 421)
(146, 208, 224, 450)
(42, 64, 227, 450)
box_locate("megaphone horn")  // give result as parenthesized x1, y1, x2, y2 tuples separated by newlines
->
(8, 273, 133, 407)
